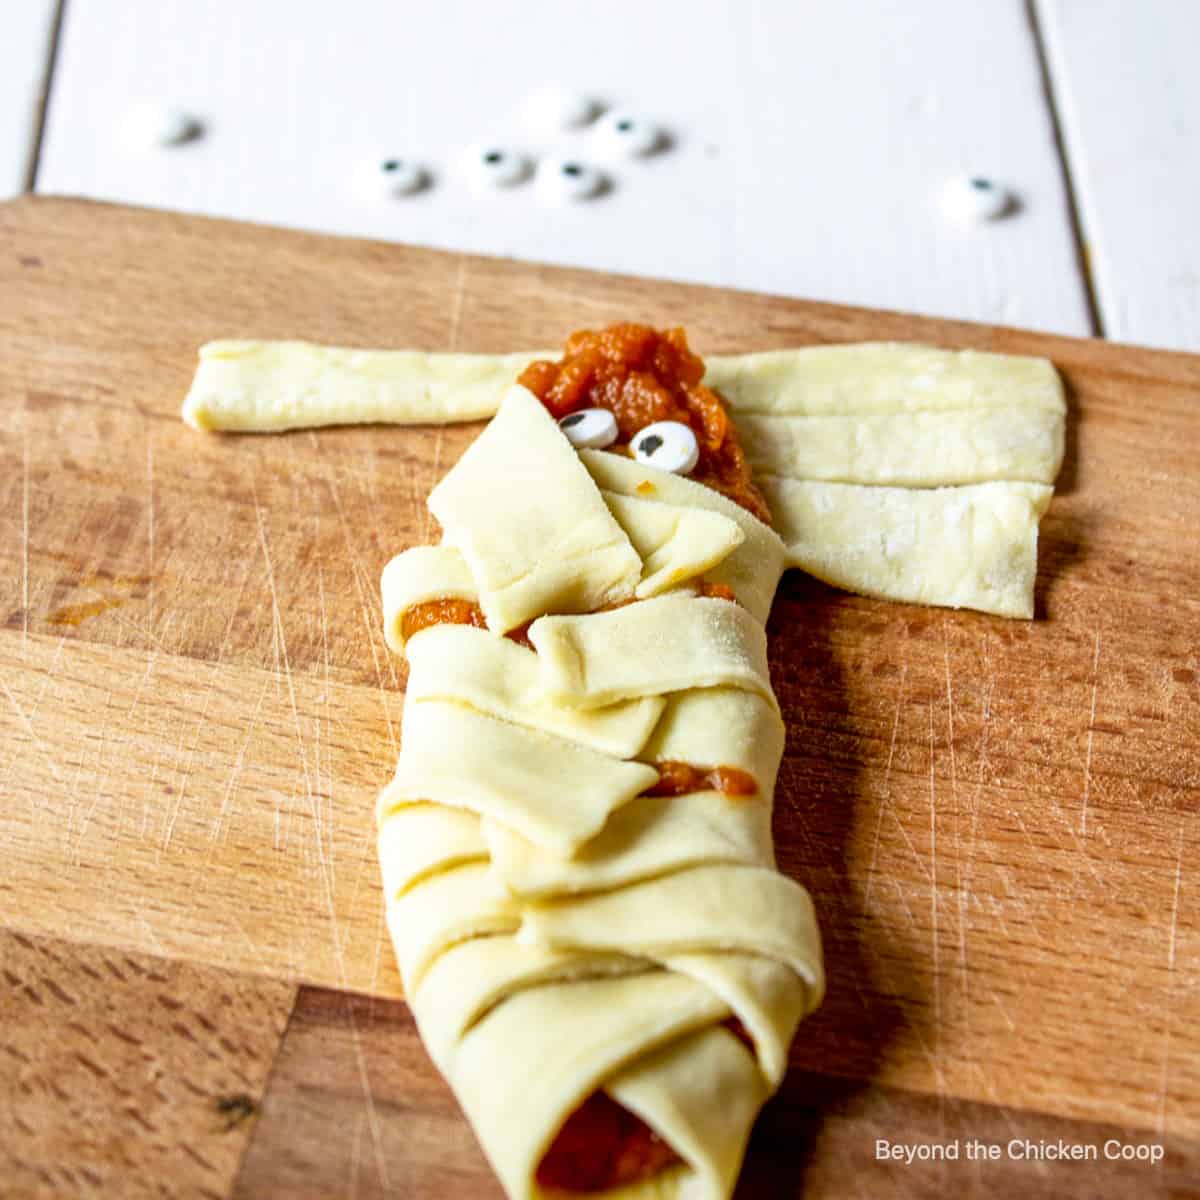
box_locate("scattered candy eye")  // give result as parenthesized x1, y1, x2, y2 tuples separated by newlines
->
(598, 111, 662, 157)
(468, 146, 531, 188)
(558, 407, 619, 449)
(375, 158, 428, 196)
(631, 421, 699, 474)
(124, 104, 203, 148)
(941, 174, 1012, 223)
(523, 86, 600, 131)
(538, 156, 606, 202)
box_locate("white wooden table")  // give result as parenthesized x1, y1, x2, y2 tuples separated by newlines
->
(4, 0, 1197, 351)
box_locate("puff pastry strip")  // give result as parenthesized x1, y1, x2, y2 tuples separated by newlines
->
(185, 338, 1063, 619)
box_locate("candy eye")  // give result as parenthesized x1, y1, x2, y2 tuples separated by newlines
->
(599, 111, 662, 157)
(558, 407, 618, 449)
(469, 146, 531, 188)
(941, 174, 1012, 222)
(539, 157, 606, 202)
(376, 157, 428, 196)
(631, 421, 699, 474)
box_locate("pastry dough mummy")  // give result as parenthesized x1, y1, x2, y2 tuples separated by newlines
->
(377, 363, 823, 1198)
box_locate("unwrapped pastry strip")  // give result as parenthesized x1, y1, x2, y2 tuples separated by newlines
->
(185, 338, 1064, 619)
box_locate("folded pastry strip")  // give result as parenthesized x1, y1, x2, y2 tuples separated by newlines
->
(760, 475, 1053, 619)
(375, 375, 822, 1198)
(428, 386, 643, 633)
(530, 595, 776, 711)
(403, 624, 665, 758)
(385, 697, 659, 856)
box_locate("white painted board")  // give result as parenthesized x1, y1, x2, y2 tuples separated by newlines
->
(1039, 0, 1200, 351)
(0, 0, 58, 197)
(38, 0, 1092, 336)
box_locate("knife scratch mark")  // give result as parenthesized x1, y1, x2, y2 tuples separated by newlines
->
(0, 672, 64, 787)
(0, 635, 66, 793)
(1080, 630, 1102, 835)
(160, 662, 222, 853)
(146, 428, 156, 635)
(21, 408, 30, 641)
(316, 457, 400, 753)
(1158, 822, 1184, 1137)
(207, 673, 271, 850)
(447, 255, 469, 353)
(348, 1110, 366, 1200)
(316, 562, 335, 900)
(928, 702, 941, 1064)
(254, 490, 342, 977)
(345, 999, 390, 1190)
(160, 528, 250, 853)
(862, 664, 907, 911)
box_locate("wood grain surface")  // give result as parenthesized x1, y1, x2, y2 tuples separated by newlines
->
(2, 195, 1198, 1196)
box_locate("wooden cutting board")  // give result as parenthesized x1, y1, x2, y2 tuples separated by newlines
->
(2, 196, 1198, 1198)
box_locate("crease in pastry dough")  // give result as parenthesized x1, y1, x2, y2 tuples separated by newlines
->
(428, 386, 642, 633)
(530, 595, 776, 711)
(377, 801, 489, 898)
(384, 698, 659, 856)
(579, 450, 788, 625)
(414, 937, 653, 1070)
(404, 623, 665, 759)
(483, 790, 774, 900)
(663, 953, 809, 1090)
(518, 863, 824, 996)
(600, 492, 745, 598)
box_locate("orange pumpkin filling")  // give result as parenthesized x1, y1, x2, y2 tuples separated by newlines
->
(518, 323, 771, 526)
(535, 1091, 681, 1193)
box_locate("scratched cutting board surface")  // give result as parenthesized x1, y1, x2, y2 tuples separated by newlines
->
(1, 196, 1198, 1198)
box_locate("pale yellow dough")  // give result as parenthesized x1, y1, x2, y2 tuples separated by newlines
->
(186, 337, 1064, 618)
(428, 386, 642, 633)
(374, 385, 823, 1199)
(181, 340, 548, 431)
(760, 475, 1053, 619)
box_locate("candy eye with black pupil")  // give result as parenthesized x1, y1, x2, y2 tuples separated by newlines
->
(469, 146, 531, 188)
(599, 111, 662, 157)
(942, 174, 1011, 222)
(630, 421, 699, 474)
(558, 408, 619, 449)
(374, 157, 427, 196)
(539, 156, 605, 202)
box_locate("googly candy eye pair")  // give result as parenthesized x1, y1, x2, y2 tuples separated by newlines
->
(559, 411, 699, 476)
(468, 146, 606, 202)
